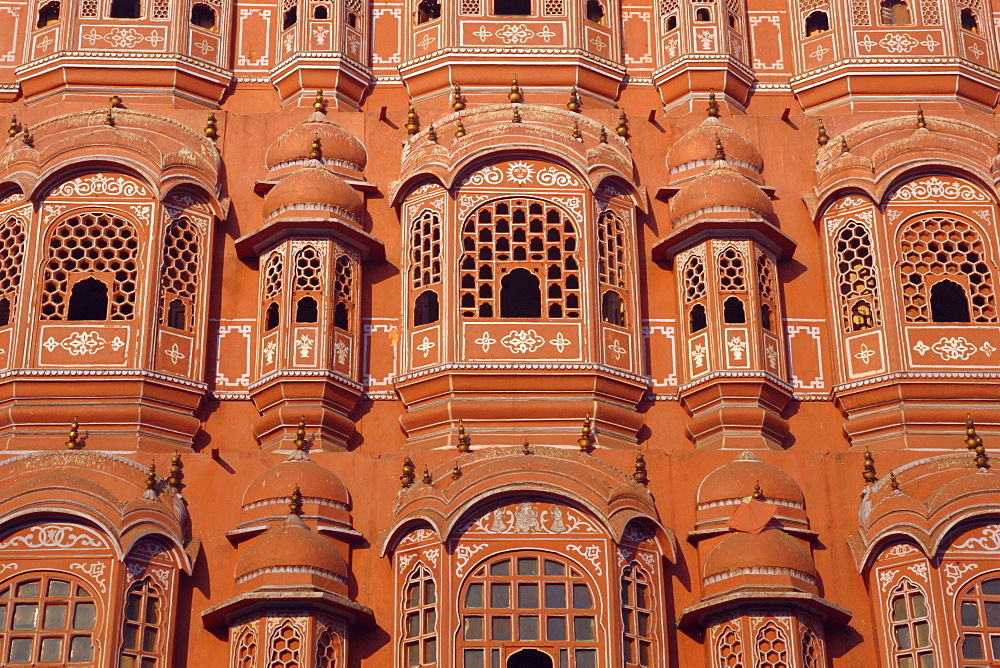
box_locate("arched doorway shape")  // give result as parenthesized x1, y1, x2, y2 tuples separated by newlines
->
(508, 648, 553, 667)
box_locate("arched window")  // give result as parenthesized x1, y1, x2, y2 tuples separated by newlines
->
(0, 216, 25, 326)
(760, 304, 772, 331)
(402, 565, 437, 666)
(757, 251, 777, 332)
(295, 296, 319, 323)
(417, 0, 441, 21)
(0, 574, 97, 664)
(835, 220, 881, 332)
(334, 303, 349, 330)
(723, 296, 746, 323)
(930, 279, 971, 322)
(265, 302, 280, 331)
(805, 10, 828, 34)
(754, 622, 789, 667)
(695, 6, 711, 21)
(334, 254, 355, 332)
(410, 210, 442, 291)
(666, 14, 677, 28)
(119, 579, 163, 667)
(68, 277, 110, 321)
(167, 298, 186, 329)
(234, 626, 257, 668)
(283, 5, 298, 28)
(689, 303, 707, 332)
(889, 579, 935, 667)
(314, 3, 329, 18)
(458, 553, 598, 668)
(37, 0, 60, 26)
(602, 291, 625, 326)
(879, 0, 910, 24)
(315, 622, 342, 667)
(263, 252, 283, 332)
(958, 574, 1000, 665)
(494, 0, 531, 14)
(961, 7, 979, 32)
(801, 628, 822, 667)
(500, 268, 541, 318)
(414, 290, 440, 326)
(346, 0, 362, 27)
(268, 619, 303, 667)
(851, 300, 875, 331)
(190, 2, 217, 29)
(716, 625, 744, 667)
(622, 564, 653, 667)
(110, 0, 141, 17)
(159, 217, 201, 332)
(586, 0, 605, 23)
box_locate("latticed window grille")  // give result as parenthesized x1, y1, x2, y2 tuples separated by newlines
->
(898, 216, 995, 323)
(598, 211, 627, 288)
(0, 216, 25, 327)
(542, 0, 564, 15)
(659, 0, 678, 15)
(315, 623, 339, 667)
(151, 0, 169, 19)
(622, 564, 653, 667)
(461, 199, 581, 319)
(833, 220, 880, 332)
(756, 251, 778, 331)
(717, 246, 747, 291)
(268, 621, 303, 668)
(345, 0, 362, 23)
(801, 628, 822, 668)
(920, 0, 941, 23)
(119, 579, 163, 667)
(754, 622, 789, 668)
(715, 624, 743, 667)
(264, 253, 284, 301)
(460, 0, 481, 12)
(293, 246, 323, 292)
(889, 579, 935, 667)
(0, 574, 97, 664)
(235, 627, 257, 668)
(402, 565, 437, 666)
(334, 253, 355, 331)
(851, 0, 870, 24)
(682, 254, 707, 304)
(159, 218, 201, 332)
(41, 214, 139, 321)
(957, 574, 1000, 665)
(409, 210, 442, 290)
(80, 0, 97, 16)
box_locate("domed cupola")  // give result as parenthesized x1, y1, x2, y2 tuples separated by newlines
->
(702, 528, 819, 597)
(666, 116, 763, 184)
(262, 164, 364, 227)
(669, 159, 775, 228)
(264, 109, 368, 179)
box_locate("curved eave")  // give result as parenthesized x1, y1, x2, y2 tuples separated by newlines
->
(677, 588, 852, 630)
(201, 588, 374, 629)
(235, 216, 385, 262)
(651, 218, 796, 263)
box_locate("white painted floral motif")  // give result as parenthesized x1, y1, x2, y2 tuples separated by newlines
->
(854, 343, 877, 365)
(566, 544, 603, 575)
(0, 525, 105, 550)
(296, 334, 314, 358)
(193, 38, 214, 55)
(80, 27, 166, 48)
(110, 337, 126, 351)
(549, 332, 571, 353)
(455, 543, 488, 576)
(461, 165, 504, 187)
(495, 23, 535, 44)
(501, 329, 545, 354)
(70, 562, 107, 592)
(982, 342, 996, 357)
(53, 174, 149, 198)
(398, 553, 416, 571)
(690, 343, 707, 367)
(953, 525, 1000, 551)
(263, 340, 277, 365)
(422, 548, 439, 567)
(912, 340, 930, 355)
(944, 562, 978, 594)
(726, 335, 747, 360)
(52, 331, 108, 356)
(535, 166, 579, 187)
(416, 336, 436, 357)
(312, 24, 330, 45)
(475, 332, 496, 352)
(891, 176, 987, 201)
(164, 343, 185, 364)
(885, 545, 919, 558)
(930, 336, 978, 361)
(878, 569, 899, 590)
(335, 341, 349, 365)
(909, 562, 929, 579)
(765, 343, 778, 368)
(608, 339, 626, 360)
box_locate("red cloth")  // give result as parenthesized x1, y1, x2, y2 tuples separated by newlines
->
(726, 498, 778, 534)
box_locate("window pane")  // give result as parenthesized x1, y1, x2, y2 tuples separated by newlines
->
(639, 640, 651, 666)
(986, 602, 1000, 626)
(491, 648, 500, 668)
(43, 603, 67, 629)
(917, 652, 934, 668)
(140, 659, 156, 668)
(518, 583, 538, 608)
(464, 616, 484, 640)
(69, 635, 94, 662)
(575, 648, 597, 668)
(638, 611, 650, 636)
(406, 613, 419, 638)
(547, 615, 567, 641)
(962, 602, 980, 627)
(145, 597, 159, 624)
(911, 593, 927, 617)
(492, 616, 512, 641)
(892, 596, 907, 621)
(143, 626, 158, 652)
(963, 634, 985, 659)
(464, 648, 485, 668)
(636, 584, 648, 609)
(899, 657, 914, 668)
(984, 579, 1000, 595)
(624, 637, 634, 663)
(15, 581, 39, 598)
(73, 602, 96, 630)
(40, 637, 63, 662)
(490, 560, 511, 576)
(572, 584, 592, 609)
(124, 623, 139, 649)
(406, 583, 419, 608)
(466, 583, 484, 608)
(491, 583, 510, 608)
(47, 580, 70, 597)
(12, 603, 38, 630)
(545, 583, 566, 608)
(125, 593, 142, 621)
(423, 637, 436, 663)
(518, 615, 539, 640)
(517, 558, 538, 575)
(405, 641, 419, 666)
(121, 655, 137, 668)
(574, 615, 595, 641)
(0, 604, 6, 628)
(544, 560, 564, 576)
(914, 621, 930, 647)
(895, 624, 912, 650)
(991, 634, 1000, 659)
(424, 581, 436, 605)
(623, 608, 632, 633)
(425, 609, 437, 634)
(559, 649, 569, 668)
(621, 583, 630, 606)
(8, 637, 32, 662)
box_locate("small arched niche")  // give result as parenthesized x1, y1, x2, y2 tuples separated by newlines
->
(500, 268, 541, 318)
(37, 0, 60, 27)
(68, 277, 110, 321)
(190, 3, 217, 29)
(805, 10, 829, 35)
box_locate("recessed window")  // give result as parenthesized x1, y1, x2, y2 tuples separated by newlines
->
(760, 303, 772, 331)
(167, 298, 187, 330)
(0, 575, 97, 665)
(666, 14, 677, 29)
(109, 0, 141, 18)
(602, 291, 625, 326)
(500, 268, 541, 318)
(723, 296, 746, 324)
(334, 302, 349, 331)
(689, 303, 707, 333)
(494, 0, 531, 15)
(313, 3, 329, 17)
(851, 300, 874, 331)
(37, 0, 60, 26)
(728, 12, 736, 27)
(295, 296, 318, 323)
(930, 279, 971, 323)
(961, 7, 979, 32)
(68, 278, 110, 321)
(695, 7, 711, 21)
(265, 302, 280, 331)
(586, 0, 605, 23)
(283, 6, 297, 28)
(347, 10, 359, 26)
(805, 9, 829, 35)
(879, 0, 910, 25)
(190, 3, 217, 29)
(119, 580, 162, 668)
(414, 290, 439, 326)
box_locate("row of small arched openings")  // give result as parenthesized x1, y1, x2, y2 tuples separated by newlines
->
(804, 0, 979, 36)
(36, 0, 220, 30)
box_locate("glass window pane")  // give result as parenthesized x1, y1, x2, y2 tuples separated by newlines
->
(40, 637, 62, 662)
(43, 603, 67, 629)
(575, 648, 597, 668)
(545, 583, 566, 608)
(145, 597, 158, 624)
(911, 594, 927, 617)
(491, 648, 500, 668)
(12, 603, 38, 630)
(895, 624, 912, 650)
(624, 637, 634, 663)
(518, 583, 538, 608)
(991, 634, 1000, 660)
(963, 634, 985, 659)
(638, 611, 650, 636)
(492, 616, 512, 641)
(574, 615, 596, 641)
(892, 596, 907, 621)
(0, 604, 6, 628)
(466, 583, 484, 608)
(491, 583, 510, 608)
(572, 584, 592, 609)
(490, 560, 510, 576)
(140, 659, 157, 668)
(547, 615, 567, 641)
(425, 609, 437, 634)
(914, 621, 930, 647)
(621, 583, 630, 606)
(517, 558, 538, 576)
(917, 652, 934, 668)
(8, 637, 32, 662)
(143, 626, 158, 652)
(986, 602, 1000, 626)
(544, 560, 564, 576)
(623, 608, 633, 633)
(124, 623, 139, 649)
(464, 616, 484, 640)
(636, 584, 648, 609)
(47, 580, 70, 597)
(899, 657, 914, 668)
(405, 641, 419, 666)
(15, 581, 39, 598)
(125, 593, 142, 621)
(73, 602, 96, 630)
(69, 635, 94, 662)
(120, 655, 137, 668)
(518, 615, 539, 641)
(962, 601, 980, 627)
(984, 579, 1000, 595)
(423, 637, 436, 663)
(464, 648, 485, 668)
(405, 613, 419, 638)
(559, 649, 569, 668)
(75, 586, 87, 597)
(424, 581, 436, 605)
(406, 583, 419, 608)
(639, 640, 651, 666)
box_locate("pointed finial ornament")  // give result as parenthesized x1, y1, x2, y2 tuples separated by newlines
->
(817, 119, 829, 146)
(427, 124, 438, 143)
(457, 419, 471, 453)
(840, 134, 848, 153)
(313, 89, 327, 113)
(522, 439, 531, 455)
(862, 449, 877, 484)
(452, 84, 466, 112)
(422, 466, 432, 484)
(707, 89, 720, 118)
(294, 416, 308, 450)
(455, 119, 466, 138)
(714, 135, 726, 161)
(7, 115, 18, 138)
(451, 462, 463, 480)
(577, 413, 594, 452)
(512, 107, 521, 123)
(110, 95, 124, 108)
(889, 472, 900, 491)
(752, 482, 765, 500)
(400, 456, 416, 488)
(289, 484, 303, 515)
(567, 86, 581, 113)
(65, 417, 81, 450)
(145, 461, 157, 491)
(968, 415, 991, 470)
(508, 76, 523, 104)
(405, 105, 420, 136)
(309, 133, 322, 160)
(168, 452, 183, 490)
(599, 126, 608, 144)
(20, 125, 32, 147)
(572, 121, 582, 140)
(916, 106, 926, 129)
(105, 110, 114, 127)
(633, 451, 648, 485)
(205, 112, 218, 140)
(616, 110, 630, 140)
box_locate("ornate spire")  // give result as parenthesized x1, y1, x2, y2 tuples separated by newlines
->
(572, 121, 582, 140)
(888, 472, 900, 491)
(508, 76, 523, 104)
(599, 127, 608, 144)
(65, 417, 81, 450)
(968, 416, 990, 470)
(427, 124, 437, 143)
(309, 133, 322, 160)
(567, 87, 581, 113)
(452, 84, 466, 112)
(451, 462, 463, 480)
(405, 105, 420, 135)
(817, 119, 829, 146)
(313, 89, 327, 114)
(577, 413, 594, 452)
(512, 107, 521, 123)
(455, 120, 466, 138)
(633, 451, 648, 485)
(20, 125, 32, 147)
(168, 452, 184, 491)
(840, 134, 848, 153)
(616, 110, 630, 140)
(916, 106, 926, 129)
(205, 112, 218, 141)
(289, 484, 303, 515)
(752, 482, 765, 500)
(7, 115, 18, 138)
(714, 135, 726, 161)
(109, 95, 124, 108)
(457, 419, 471, 453)
(422, 466, 432, 484)
(707, 90, 720, 118)
(400, 456, 416, 488)
(862, 449, 877, 484)
(522, 439, 531, 455)
(145, 461, 157, 491)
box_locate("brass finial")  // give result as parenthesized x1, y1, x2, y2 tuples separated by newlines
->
(916, 106, 926, 129)
(455, 119, 466, 138)
(840, 135, 848, 153)
(168, 452, 183, 490)
(145, 461, 157, 491)
(105, 110, 114, 127)
(400, 456, 416, 488)
(616, 110, 630, 140)
(508, 76, 523, 104)
(20, 125, 32, 147)
(567, 86, 581, 113)
(452, 84, 466, 112)
(577, 413, 594, 452)
(457, 419, 471, 453)
(309, 133, 322, 160)
(752, 482, 764, 500)
(7, 116, 18, 138)
(633, 451, 648, 485)
(109, 95, 124, 108)
(966, 413, 982, 450)
(599, 126, 608, 144)
(205, 112, 218, 140)
(888, 472, 899, 491)
(572, 121, 582, 140)
(65, 417, 81, 450)
(405, 105, 420, 135)
(313, 89, 327, 113)
(862, 449, 877, 484)
(451, 462, 463, 480)
(427, 124, 437, 143)
(422, 466, 432, 484)
(714, 135, 726, 161)
(707, 89, 720, 118)
(522, 439, 531, 455)
(289, 484, 303, 515)
(294, 416, 307, 450)
(817, 119, 829, 146)
(512, 107, 521, 123)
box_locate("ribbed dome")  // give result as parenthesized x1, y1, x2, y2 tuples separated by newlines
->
(704, 529, 817, 581)
(243, 455, 350, 510)
(669, 164, 774, 226)
(265, 111, 367, 172)
(667, 117, 763, 174)
(262, 166, 363, 223)
(698, 451, 804, 508)
(236, 515, 348, 584)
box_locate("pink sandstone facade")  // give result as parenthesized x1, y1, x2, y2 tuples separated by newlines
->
(0, 0, 998, 665)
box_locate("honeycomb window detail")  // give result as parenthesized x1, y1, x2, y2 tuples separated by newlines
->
(158, 218, 202, 333)
(754, 622, 789, 668)
(268, 620, 303, 667)
(0, 216, 25, 328)
(833, 220, 881, 333)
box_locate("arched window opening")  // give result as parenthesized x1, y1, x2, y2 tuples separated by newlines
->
(494, 0, 531, 15)
(836, 220, 881, 332)
(754, 623, 789, 667)
(37, 0, 60, 26)
(666, 13, 677, 28)
(283, 6, 297, 28)
(167, 298, 187, 329)
(120, 579, 162, 667)
(0, 297, 9, 326)
(414, 290, 439, 326)
(265, 302, 280, 331)
(930, 280, 971, 322)
(500, 269, 541, 318)
(695, 6, 711, 21)
(961, 7, 979, 32)
(723, 296, 746, 324)
(0, 217, 24, 328)
(68, 278, 110, 321)
(508, 649, 553, 667)
(958, 574, 1000, 664)
(0, 574, 97, 664)
(622, 564, 653, 667)
(760, 303, 772, 331)
(347, 9, 359, 26)
(602, 291, 625, 326)
(190, 3, 217, 29)
(889, 580, 934, 667)
(586, 0, 605, 23)
(879, 0, 910, 24)
(334, 302, 349, 331)
(805, 10, 828, 34)
(314, 3, 329, 17)
(295, 296, 318, 323)
(403, 565, 437, 666)
(851, 300, 874, 330)
(110, 0, 141, 17)
(728, 12, 737, 28)
(689, 304, 707, 332)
